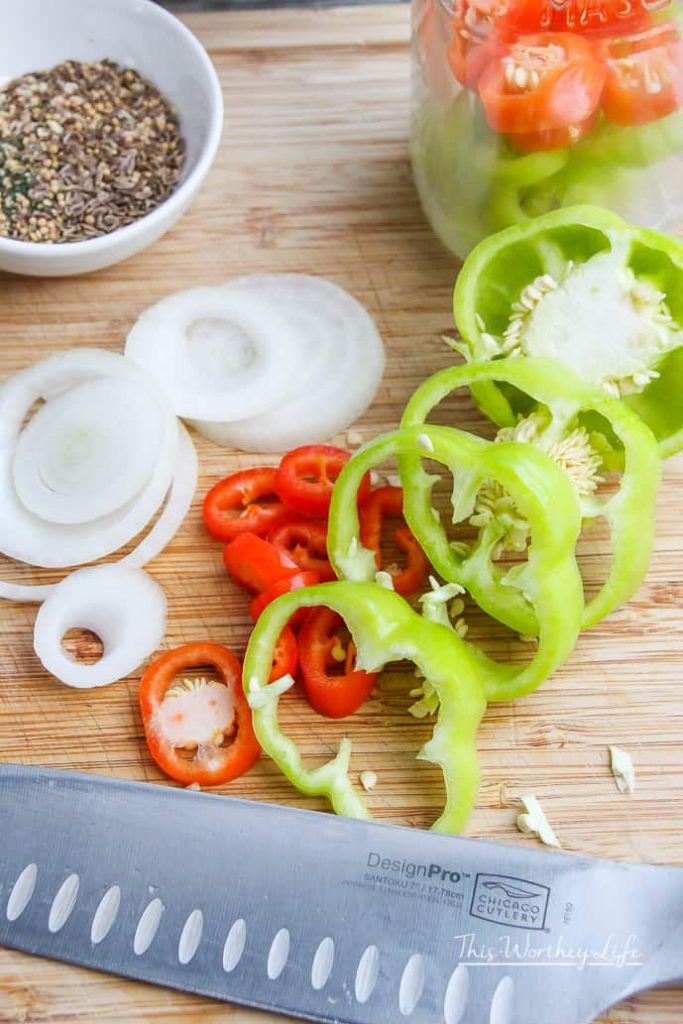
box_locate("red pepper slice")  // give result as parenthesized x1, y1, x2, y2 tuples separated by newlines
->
(266, 519, 336, 582)
(223, 532, 300, 594)
(478, 32, 606, 134)
(203, 467, 293, 542)
(275, 445, 371, 519)
(249, 570, 320, 623)
(602, 34, 683, 126)
(269, 625, 299, 683)
(298, 607, 379, 719)
(448, 30, 505, 90)
(139, 642, 260, 787)
(358, 486, 430, 598)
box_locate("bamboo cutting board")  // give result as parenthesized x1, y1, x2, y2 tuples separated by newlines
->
(0, 6, 682, 1023)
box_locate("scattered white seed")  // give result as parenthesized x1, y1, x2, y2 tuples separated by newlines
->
(374, 571, 395, 591)
(360, 770, 378, 791)
(514, 65, 529, 89)
(454, 618, 468, 639)
(185, 783, 201, 791)
(516, 794, 561, 848)
(609, 745, 635, 794)
(346, 429, 364, 447)
(416, 432, 434, 453)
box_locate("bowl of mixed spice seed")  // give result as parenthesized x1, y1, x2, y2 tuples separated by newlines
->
(0, 0, 223, 276)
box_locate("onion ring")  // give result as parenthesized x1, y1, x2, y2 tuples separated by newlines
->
(0, 425, 197, 603)
(0, 349, 178, 568)
(13, 375, 168, 525)
(33, 565, 167, 688)
(125, 284, 307, 422)
(189, 275, 385, 452)
(120, 425, 198, 570)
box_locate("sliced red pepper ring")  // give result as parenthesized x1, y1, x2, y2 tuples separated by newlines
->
(478, 32, 606, 134)
(203, 467, 293, 542)
(222, 532, 300, 594)
(601, 21, 680, 60)
(298, 606, 378, 718)
(269, 625, 299, 683)
(250, 570, 320, 624)
(448, 30, 505, 90)
(602, 36, 683, 126)
(358, 485, 430, 597)
(266, 518, 336, 582)
(275, 445, 371, 519)
(139, 642, 260, 787)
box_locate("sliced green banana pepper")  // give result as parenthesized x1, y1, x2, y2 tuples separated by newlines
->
(243, 580, 486, 834)
(328, 424, 584, 702)
(400, 358, 661, 632)
(453, 205, 683, 458)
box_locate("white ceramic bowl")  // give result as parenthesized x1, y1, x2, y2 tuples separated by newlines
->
(0, 0, 223, 276)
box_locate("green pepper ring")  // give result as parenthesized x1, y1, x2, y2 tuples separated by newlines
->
(243, 580, 486, 834)
(453, 204, 683, 459)
(400, 357, 661, 634)
(328, 424, 584, 703)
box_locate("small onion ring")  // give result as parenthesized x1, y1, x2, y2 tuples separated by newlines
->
(189, 275, 385, 452)
(0, 349, 178, 568)
(125, 284, 307, 422)
(33, 565, 167, 688)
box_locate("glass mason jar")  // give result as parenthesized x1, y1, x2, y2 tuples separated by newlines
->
(411, 0, 683, 258)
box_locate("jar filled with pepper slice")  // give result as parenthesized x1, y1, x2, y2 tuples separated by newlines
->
(411, 0, 683, 257)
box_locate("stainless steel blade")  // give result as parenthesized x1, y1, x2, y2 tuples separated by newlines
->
(0, 765, 681, 1024)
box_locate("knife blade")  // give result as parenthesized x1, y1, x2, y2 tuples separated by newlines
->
(0, 764, 681, 1024)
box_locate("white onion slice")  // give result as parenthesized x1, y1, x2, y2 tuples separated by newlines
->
(120, 425, 197, 569)
(0, 349, 178, 568)
(13, 375, 168, 525)
(33, 565, 166, 688)
(0, 578, 55, 604)
(0, 426, 197, 604)
(125, 285, 308, 422)
(190, 275, 385, 452)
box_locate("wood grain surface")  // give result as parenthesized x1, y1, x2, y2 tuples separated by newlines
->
(0, 5, 681, 1023)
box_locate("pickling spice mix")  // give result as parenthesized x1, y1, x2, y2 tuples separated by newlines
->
(0, 59, 185, 243)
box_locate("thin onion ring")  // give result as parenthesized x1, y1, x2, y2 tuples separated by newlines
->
(189, 275, 385, 452)
(125, 284, 308, 422)
(0, 349, 178, 568)
(33, 565, 167, 688)
(0, 425, 197, 603)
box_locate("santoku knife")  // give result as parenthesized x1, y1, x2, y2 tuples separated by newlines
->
(0, 764, 681, 1023)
